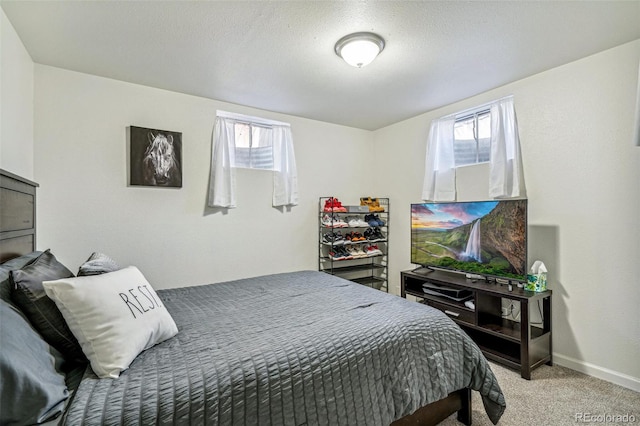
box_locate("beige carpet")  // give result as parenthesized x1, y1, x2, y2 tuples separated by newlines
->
(439, 362, 640, 425)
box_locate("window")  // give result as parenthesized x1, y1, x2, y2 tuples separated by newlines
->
(453, 109, 490, 167)
(233, 122, 273, 170)
(209, 110, 298, 208)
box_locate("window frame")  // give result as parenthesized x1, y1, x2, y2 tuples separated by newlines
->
(453, 108, 491, 168)
(216, 110, 290, 172)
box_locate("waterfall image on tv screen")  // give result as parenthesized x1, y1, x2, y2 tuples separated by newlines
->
(411, 200, 527, 280)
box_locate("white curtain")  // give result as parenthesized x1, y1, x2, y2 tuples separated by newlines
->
(207, 115, 298, 208)
(271, 126, 299, 207)
(208, 116, 237, 208)
(421, 116, 456, 201)
(488, 96, 525, 198)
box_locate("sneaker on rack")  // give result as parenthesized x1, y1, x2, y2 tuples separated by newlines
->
(356, 217, 369, 227)
(322, 232, 334, 244)
(347, 216, 360, 227)
(366, 245, 383, 256)
(372, 228, 386, 242)
(334, 215, 348, 228)
(322, 231, 344, 245)
(364, 227, 375, 241)
(351, 246, 366, 258)
(337, 246, 353, 260)
(328, 249, 343, 260)
(373, 214, 385, 226)
(333, 198, 347, 212)
(345, 246, 359, 259)
(323, 214, 345, 228)
(370, 198, 385, 212)
(365, 214, 379, 227)
(344, 232, 353, 244)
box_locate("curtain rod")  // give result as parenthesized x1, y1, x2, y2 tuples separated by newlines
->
(216, 110, 291, 128)
(441, 94, 514, 120)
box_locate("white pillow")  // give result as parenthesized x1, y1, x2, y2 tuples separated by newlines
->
(42, 266, 178, 378)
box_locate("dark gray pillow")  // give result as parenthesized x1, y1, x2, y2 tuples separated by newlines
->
(77, 252, 120, 276)
(0, 299, 69, 425)
(10, 250, 86, 362)
(0, 251, 42, 304)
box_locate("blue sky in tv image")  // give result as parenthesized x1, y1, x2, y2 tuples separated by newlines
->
(411, 201, 499, 230)
(410, 200, 528, 280)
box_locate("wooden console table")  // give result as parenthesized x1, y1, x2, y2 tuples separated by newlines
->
(401, 269, 552, 379)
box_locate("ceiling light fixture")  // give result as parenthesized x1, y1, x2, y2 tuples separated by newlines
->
(334, 32, 385, 68)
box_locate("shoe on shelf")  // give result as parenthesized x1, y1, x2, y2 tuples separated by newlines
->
(355, 217, 369, 227)
(365, 214, 380, 227)
(372, 214, 385, 226)
(333, 198, 347, 212)
(321, 214, 334, 227)
(328, 249, 344, 260)
(360, 197, 372, 206)
(353, 246, 368, 258)
(366, 245, 383, 256)
(364, 227, 375, 241)
(369, 198, 385, 212)
(322, 214, 347, 228)
(322, 214, 338, 227)
(323, 197, 347, 213)
(322, 231, 344, 245)
(337, 246, 353, 260)
(345, 246, 359, 259)
(372, 228, 386, 241)
(347, 216, 360, 227)
(344, 232, 353, 244)
(364, 227, 385, 242)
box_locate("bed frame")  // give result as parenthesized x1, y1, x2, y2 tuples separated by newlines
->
(0, 168, 472, 425)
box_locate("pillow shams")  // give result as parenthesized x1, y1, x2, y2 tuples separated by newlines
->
(0, 299, 69, 425)
(77, 252, 120, 276)
(9, 250, 86, 362)
(43, 266, 178, 379)
(0, 251, 42, 303)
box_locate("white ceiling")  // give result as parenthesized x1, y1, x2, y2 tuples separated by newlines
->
(2, 1, 639, 130)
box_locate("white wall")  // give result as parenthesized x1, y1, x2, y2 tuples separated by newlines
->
(373, 40, 640, 391)
(33, 65, 374, 289)
(10, 17, 640, 391)
(0, 9, 34, 179)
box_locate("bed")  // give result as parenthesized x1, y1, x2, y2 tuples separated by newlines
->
(0, 168, 505, 425)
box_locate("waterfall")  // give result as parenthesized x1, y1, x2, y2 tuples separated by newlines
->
(462, 220, 481, 261)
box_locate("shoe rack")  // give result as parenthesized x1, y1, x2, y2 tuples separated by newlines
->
(318, 197, 389, 292)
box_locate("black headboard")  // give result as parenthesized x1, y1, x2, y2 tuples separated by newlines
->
(0, 169, 39, 263)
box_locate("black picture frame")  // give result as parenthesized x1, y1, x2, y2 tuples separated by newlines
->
(129, 126, 182, 188)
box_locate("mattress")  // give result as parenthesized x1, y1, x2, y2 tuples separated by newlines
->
(61, 270, 505, 425)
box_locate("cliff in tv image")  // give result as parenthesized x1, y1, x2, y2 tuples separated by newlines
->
(411, 200, 527, 279)
(478, 200, 527, 275)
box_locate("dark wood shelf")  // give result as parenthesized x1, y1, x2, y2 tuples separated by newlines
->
(402, 269, 553, 380)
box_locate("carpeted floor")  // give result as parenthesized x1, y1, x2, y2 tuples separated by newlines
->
(440, 362, 640, 425)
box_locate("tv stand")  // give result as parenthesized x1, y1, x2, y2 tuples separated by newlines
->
(401, 269, 552, 379)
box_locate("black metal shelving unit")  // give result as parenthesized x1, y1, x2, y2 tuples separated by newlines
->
(318, 197, 389, 291)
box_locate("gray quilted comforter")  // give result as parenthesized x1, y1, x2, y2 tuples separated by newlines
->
(61, 271, 505, 425)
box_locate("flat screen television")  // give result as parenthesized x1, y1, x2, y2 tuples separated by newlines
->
(411, 199, 527, 282)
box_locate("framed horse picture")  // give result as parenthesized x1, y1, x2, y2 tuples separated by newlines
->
(129, 126, 182, 188)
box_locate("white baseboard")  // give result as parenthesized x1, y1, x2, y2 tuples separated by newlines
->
(553, 353, 640, 393)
